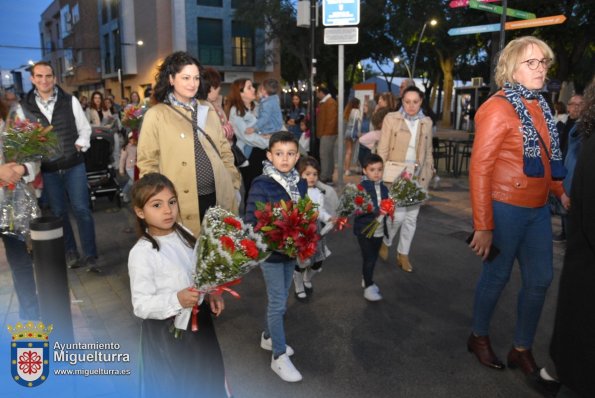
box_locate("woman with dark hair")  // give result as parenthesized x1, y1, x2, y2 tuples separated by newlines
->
(199, 67, 234, 143)
(87, 91, 106, 125)
(225, 78, 270, 204)
(136, 51, 241, 237)
(286, 94, 306, 140)
(376, 85, 434, 272)
(466, 36, 566, 376)
(343, 97, 361, 175)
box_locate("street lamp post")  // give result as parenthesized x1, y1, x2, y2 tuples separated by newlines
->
(411, 19, 437, 79)
(393, 56, 412, 79)
(117, 40, 143, 100)
(357, 62, 365, 82)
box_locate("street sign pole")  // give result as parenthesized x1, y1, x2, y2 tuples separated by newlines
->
(499, 0, 507, 51)
(338, 44, 345, 187)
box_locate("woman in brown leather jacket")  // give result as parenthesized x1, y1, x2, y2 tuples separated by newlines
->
(466, 36, 567, 378)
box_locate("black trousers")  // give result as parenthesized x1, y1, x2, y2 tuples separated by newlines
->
(357, 235, 383, 288)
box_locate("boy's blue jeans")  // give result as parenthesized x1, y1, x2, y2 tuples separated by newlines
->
(472, 201, 553, 348)
(260, 260, 295, 357)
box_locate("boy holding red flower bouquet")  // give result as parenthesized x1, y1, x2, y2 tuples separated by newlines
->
(244, 131, 309, 383)
(355, 154, 390, 302)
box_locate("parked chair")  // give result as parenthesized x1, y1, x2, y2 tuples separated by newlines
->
(457, 139, 474, 176)
(432, 137, 450, 173)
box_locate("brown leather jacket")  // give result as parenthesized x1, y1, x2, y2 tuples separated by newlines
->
(316, 95, 338, 138)
(470, 91, 564, 230)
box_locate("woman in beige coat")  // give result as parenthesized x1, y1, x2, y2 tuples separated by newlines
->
(137, 51, 241, 237)
(376, 86, 434, 272)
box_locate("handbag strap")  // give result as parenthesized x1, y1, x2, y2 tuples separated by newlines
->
(167, 104, 222, 159)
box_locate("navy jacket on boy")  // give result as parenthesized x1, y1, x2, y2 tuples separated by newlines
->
(245, 175, 308, 263)
(353, 179, 390, 237)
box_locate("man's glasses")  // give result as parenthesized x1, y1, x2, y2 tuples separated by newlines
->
(521, 58, 553, 70)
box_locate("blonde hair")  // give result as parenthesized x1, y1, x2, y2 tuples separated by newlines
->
(495, 36, 554, 88)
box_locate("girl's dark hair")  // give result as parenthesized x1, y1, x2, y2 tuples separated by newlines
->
(371, 107, 390, 130)
(153, 51, 202, 104)
(362, 153, 384, 168)
(131, 173, 197, 250)
(580, 76, 595, 137)
(225, 78, 255, 118)
(343, 97, 361, 120)
(290, 94, 303, 110)
(297, 156, 321, 175)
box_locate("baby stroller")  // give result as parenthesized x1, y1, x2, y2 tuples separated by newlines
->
(84, 126, 123, 210)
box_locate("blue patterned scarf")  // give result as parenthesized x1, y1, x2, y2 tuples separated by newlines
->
(503, 82, 566, 179)
(399, 107, 425, 121)
(262, 160, 301, 202)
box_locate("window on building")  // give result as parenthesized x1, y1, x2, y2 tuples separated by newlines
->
(197, 0, 222, 6)
(103, 34, 111, 74)
(231, 21, 254, 66)
(72, 4, 80, 24)
(197, 18, 223, 65)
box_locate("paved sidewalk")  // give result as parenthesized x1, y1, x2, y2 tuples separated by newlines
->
(0, 173, 565, 398)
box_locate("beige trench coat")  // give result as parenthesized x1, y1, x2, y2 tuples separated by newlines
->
(137, 102, 241, 236)
(377, 112, 434, 189)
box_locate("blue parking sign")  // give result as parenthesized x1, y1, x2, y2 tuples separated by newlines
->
(322, 0, 360, 26)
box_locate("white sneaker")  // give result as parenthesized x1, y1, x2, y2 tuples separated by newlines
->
(260, 333, 294, 356)
(363, 284, 382, 301)
(271, 353, 302, 382)
(361, 279, 379, 292)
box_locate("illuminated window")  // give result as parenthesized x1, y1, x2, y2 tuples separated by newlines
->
(231, 21, 254, 66)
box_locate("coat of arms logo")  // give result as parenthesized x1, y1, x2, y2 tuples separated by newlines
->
(8, 321, 53, 387)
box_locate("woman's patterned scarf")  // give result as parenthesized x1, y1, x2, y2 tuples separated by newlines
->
(262, 160, 301, 202)
(503, 82, 566, 179)
(166, 92, 197, 112)
(399, 107, 425, 121)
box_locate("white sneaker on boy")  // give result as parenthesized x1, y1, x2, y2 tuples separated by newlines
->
(363, 284, 382, 301)
(271, 353, 302, 382)
(260, 333, 294, 356)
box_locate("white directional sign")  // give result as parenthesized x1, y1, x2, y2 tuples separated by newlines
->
(322, 0, 360, 26)
(324, 27, 359, 45)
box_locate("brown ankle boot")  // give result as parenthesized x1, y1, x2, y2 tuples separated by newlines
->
(379, 243, 389, 261)
(397, 253, 413, 272)
(467, 333, 505, 370)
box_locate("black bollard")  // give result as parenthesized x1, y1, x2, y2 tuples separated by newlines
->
(30, 216, 74, 342)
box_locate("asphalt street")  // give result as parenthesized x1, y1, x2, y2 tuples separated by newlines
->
(0, 175, 565, 398)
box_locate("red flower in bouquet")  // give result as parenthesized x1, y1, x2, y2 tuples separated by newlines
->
(220, 236, 235, 253)
(3, 118, 61, 163)
(240, 239, 259, 259)
(362, 198, 396, 238)
(354, 196, 364, 206)
(224, 217, 242, 230)
(334, 183, 374, 231)
(121, 105, 144, 130)
(254, 198, 320, 262)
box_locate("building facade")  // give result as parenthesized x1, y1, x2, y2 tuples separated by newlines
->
(39, 0, 280, 103)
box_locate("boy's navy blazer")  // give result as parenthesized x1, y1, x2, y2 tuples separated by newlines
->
(353, 179, 389, 237)
(245, 175, 308, 262)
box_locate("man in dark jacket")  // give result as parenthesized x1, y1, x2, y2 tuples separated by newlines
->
(18, 62, 99, 271)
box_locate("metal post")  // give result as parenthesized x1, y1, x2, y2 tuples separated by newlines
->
(118, 67, 124, 101)
(337, 44, 345, 187)
(499, 0, 507, 51)
(309, 0, 318, 158)
(30, 216, 74, 342)
(411, 22, 428, 79)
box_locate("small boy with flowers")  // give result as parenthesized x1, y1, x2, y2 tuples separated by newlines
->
(244, 131, 307, 383)
(355, 154, 390, 302)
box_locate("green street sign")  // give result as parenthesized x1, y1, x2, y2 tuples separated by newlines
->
(469, 0, 536, 19)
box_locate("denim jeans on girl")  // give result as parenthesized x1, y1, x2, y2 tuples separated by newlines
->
(472, 201, 553, 348)
(260, 260, 295, 357)
(42, 162, 98, 259)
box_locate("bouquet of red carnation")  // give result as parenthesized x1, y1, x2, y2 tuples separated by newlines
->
(362, 198, 395, 238)
(121, 105, 144, 131)
(3, 118, 61, 163)
(172, 206, 269, 337)
(389, 170, 428, 207)
(331, 183, 374, 231)
(254, 197, 319, 262)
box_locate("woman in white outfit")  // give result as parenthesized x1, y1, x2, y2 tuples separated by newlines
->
(376, 86, 434, 272)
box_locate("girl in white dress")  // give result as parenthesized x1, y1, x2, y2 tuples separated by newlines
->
(128, 173, 227, 398)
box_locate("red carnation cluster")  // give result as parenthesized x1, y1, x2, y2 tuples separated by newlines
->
(254, 198, 320, 262)
(334, 183, 374, 231)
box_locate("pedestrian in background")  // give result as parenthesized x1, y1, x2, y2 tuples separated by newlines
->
(342, 97, 361, 176)
(286, 93, 306, 141)
(17, 61, 99, 271)
(316, 84, 338, 184)
(467, 36, 566, 377)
